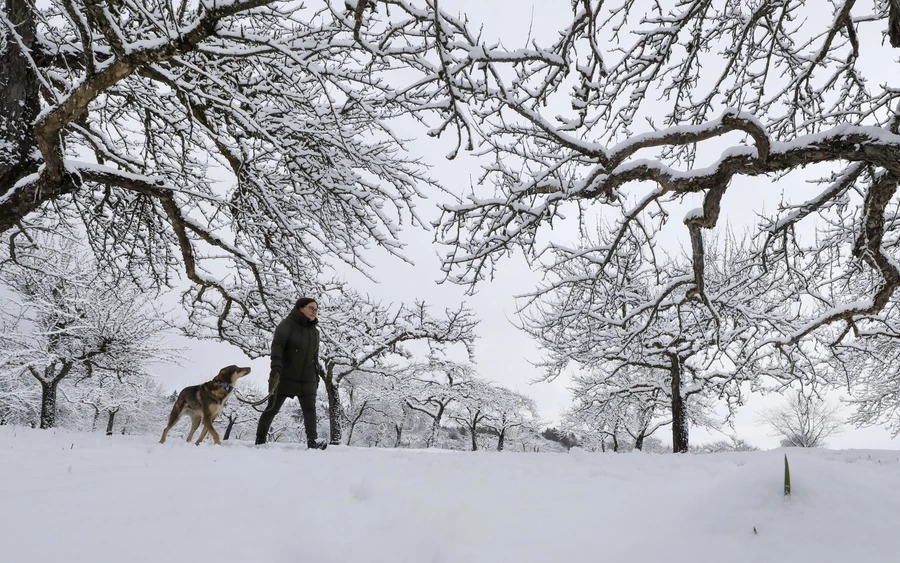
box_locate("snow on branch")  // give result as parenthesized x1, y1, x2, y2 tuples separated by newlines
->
(2, 0, 516, 352)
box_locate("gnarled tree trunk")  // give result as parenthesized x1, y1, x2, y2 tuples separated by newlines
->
(427, 404, 445, 448)
(323, 375, 344, 445)
(223, 414, 237, 440)
(39, 380, 59, 429)
(393, 422, 403, 448)
(670, 355, 689, 453)
(634, 429, 646, 451)
(0, 0, 40, 206)
(105, 408, 119, 436)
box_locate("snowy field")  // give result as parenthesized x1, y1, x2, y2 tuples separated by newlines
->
(1, 426, 898, 563)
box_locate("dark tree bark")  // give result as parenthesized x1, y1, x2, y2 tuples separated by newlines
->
(407, 399, 450, 448)
(223, 414, 237, 440)
(90, 406, 101, 432)
(634, 429, 646, 451)
(0, 0, 41, 200)
(39, 380, 59, 429)
(31, 362, 72, 429)
(458, 409, 485, 451)
(393, 422, 403, 448)
(345, 400, 370, 446)
(890, 0, 900, 48)
(323, 376, 343, 445)
(669, 355, 689, 453)
(105, 408, 118, 436)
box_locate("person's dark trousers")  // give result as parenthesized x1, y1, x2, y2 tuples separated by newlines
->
(297, 394, 319, 445)
(255, 394, 318, 445)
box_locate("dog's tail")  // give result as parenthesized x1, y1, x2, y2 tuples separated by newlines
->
(166, 394, 187, 428)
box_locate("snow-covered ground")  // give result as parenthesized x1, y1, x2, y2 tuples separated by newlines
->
(2, 426, 898, 563)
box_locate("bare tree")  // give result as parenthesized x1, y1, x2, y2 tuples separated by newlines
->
(518, 226, 796, 452)
(690, 437, 759, 454)
(449, 378, 496, 451)
(760, 390, 844, 448)
(562, 373, 670, 453)
(480, 387, 540, 452)
(0, 234, 177, 428)
(432, 1, 900, 379)
(61, 370, 170, 435)
(317, 291, 477, 445)
(340, 374, 416, 448)
(0, 0, 511, 357)
(221, 387, 264, 441)
(0, 357, 39, 426)
(340, 372, 399, 446)
(404, 357, 477, 448)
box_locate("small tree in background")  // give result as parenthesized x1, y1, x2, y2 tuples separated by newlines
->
(403, 358, 477, 449)
(0, 361, 40, 426)
(318, 291, 477, 445)
(220, 383, 266, 441)
(0, 234, 177, 429)
(61, 370, 170, 435)
(761, 390, 843, 448)
(690, 437, 759, 454)
(481, 387, 540, 452)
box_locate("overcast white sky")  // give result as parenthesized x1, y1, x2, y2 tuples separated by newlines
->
(157, 0, 900, 451)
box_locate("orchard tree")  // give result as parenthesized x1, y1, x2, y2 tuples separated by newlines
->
(220, 382, 266, 440)
(480, 386, 539, 451)
(518, 226, 799, 452)
(340, 373, 417, 448)
(0, 235, 177, 428)
(449, 378, 496, 451)
(317, 291, 477, 445)
(340, 372, 398, 446)
(562, 370, 670, 452)
(404, 357, 477, 448)
(761, 389, 844, 448)
(0, 0, 519, 358)
(797, 298, 900, 438)
(435, 0, 900, 383)
(61, 370, 170, 435)
(848, 348, 900, 436)
(0, 359, 39, 426)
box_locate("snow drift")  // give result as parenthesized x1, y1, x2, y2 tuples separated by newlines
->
(1, 426, 897, 562)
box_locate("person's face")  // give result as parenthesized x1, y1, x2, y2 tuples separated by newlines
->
(300, 301, 318, 321)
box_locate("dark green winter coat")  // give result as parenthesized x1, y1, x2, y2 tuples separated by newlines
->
(270, 309, 322, 398)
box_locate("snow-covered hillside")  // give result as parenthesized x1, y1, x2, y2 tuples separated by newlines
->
(1, 426, 897, 563)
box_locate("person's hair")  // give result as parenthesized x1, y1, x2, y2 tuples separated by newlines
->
(293, 297, 317, 311)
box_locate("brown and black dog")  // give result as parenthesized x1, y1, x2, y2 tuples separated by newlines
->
(159, 365, 251, 446)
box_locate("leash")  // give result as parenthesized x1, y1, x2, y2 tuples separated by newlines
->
(233, 372, 280, 413)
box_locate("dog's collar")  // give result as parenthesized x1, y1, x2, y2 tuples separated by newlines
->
(216, 381, 234, 392)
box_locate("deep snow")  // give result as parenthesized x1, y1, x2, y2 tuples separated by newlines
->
(1, 426, 898, 562)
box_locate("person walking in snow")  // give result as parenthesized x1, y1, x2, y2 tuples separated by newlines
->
(255, 297, 327, 450)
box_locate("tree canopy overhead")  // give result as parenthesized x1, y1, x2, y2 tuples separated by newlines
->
(5, 0, 900, 366)
(0, 0, 491, 353)
(435, 0, 900, 347)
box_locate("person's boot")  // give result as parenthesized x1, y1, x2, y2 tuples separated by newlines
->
(307, 438, 328, 450)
